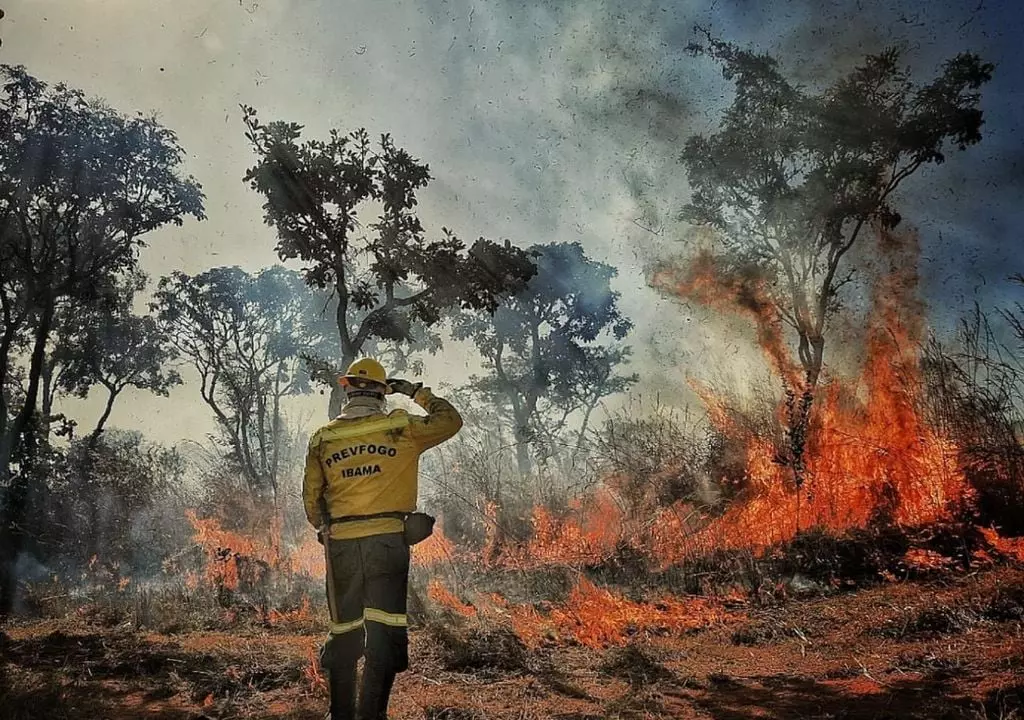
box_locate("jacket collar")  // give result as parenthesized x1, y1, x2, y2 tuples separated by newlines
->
(337, 395, 386, 419)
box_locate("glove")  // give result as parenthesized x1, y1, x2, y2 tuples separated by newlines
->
(386, 378, 423, 397)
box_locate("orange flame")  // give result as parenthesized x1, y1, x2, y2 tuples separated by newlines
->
(303, 642, 327, 692)
(428, 577, 731, 649)
(185, 509, 283, 591)
(647, 229, 974, 564)
(426, 577, 730, 649)
(652, 250, 803, 387)
(181, 508, 323, 625)
(980, 527, 1024, 562)
(267, 596, 314, 625)
(412, 522, 458, 567)
(482, 490, 629, 569)
(543, 577, 731, 648)
(286, 536, 325, 578)
(427, 579, 477, 617)
(469, 228, 988, 578)
(172, 225, 1016, 654)
(902, 548, 956, 572)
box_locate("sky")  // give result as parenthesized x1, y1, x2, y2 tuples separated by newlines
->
(2, 0, 1022, 448)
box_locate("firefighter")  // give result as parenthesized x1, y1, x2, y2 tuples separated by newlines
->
(303, 357, 462, 720)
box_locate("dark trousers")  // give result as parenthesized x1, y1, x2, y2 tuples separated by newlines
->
(320, 532, 410, 673)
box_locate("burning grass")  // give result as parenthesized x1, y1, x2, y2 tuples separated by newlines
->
(395, 227, 1024, 654)
(7, 217, 1023, 716)
(37, 225, 1008, 662)
(3, 567, 1024, 719)
(423, 575, 735, 650)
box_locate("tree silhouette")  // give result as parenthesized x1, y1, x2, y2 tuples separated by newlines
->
(454, 242, 636, 475)
(46, 272, 181, 443)
(0, 65, 204, 617)
(241, 106, 536, 417)
(153, 265, 333, 500)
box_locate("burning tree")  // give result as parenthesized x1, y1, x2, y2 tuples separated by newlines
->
(240, 107, 536, 417)
(673, 35, 993, 480)
(0, 65, 204, 618)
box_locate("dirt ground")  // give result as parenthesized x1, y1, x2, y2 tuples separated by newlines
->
(2, 567, 1022, 720)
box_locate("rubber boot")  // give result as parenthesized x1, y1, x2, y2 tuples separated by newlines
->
(356, 662, 395, 720)
(377, 669, 396, 719)
(327, 665, 357, 720)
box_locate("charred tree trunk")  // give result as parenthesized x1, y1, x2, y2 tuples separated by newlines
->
(91, 383, 120, 442)
(512, 416, 532, 477)
(328, 264, 355, 420)
(785, 329, 825, 534)
(328, 376, 347, 420)
(269, 368, 282, 503)
(80, 384, 120, 562)
(0, 298, 55, 619)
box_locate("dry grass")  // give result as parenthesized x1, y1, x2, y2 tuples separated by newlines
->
(598, 644, 674, 686)
(18, 579, 322, 635)
(871, 582, 1024, 640)
(2, 566, 1024, 719)
(427, 620, 531, 676)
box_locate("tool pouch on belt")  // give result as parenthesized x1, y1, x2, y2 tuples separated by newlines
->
(402, 512, 435, 545)
(330, 511, 436, 546)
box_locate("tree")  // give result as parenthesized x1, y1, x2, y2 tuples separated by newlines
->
(0, 65, 204, 617)
(676, 35, 992, 480)
(453, 242, 637, 475)
(241, 107, 536, 417)
(25, 269, 182, 561)
(46, 271, 181, 442)
(153, 265, 332, 500)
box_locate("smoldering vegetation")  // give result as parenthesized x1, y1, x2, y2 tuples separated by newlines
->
(1, 6, 1024, 718)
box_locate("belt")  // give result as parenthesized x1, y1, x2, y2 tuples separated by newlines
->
(328, 511, 407, 525)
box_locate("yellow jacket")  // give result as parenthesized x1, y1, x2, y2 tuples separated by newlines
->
(303, 387, 462, 540)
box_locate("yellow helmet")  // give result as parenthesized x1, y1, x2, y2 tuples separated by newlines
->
(339, 357, 388, 389)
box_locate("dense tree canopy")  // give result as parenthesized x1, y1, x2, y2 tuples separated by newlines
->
(154, 265, 333, 499)
(681, 37, 992, 386)
(48, 271, 181, 442)
(0, 64, 204, 616)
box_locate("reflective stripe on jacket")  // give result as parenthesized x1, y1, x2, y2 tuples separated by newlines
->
(303, 387, 462, 540)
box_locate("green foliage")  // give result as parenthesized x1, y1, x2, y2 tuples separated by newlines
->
(0, 62, 204, 452)
(13, 429, 186, 574)
(152, 265, 333, 498)
(452, 242, 636, 472)
(59, 309, 180, 403)
(0, 65, 205, 291)
(48, 272, 181, 438)
(64, 430, 186, 567)
(0, 64, 204, 616)
(240, 106, 535, 414)
(679, 36, 993, 386)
